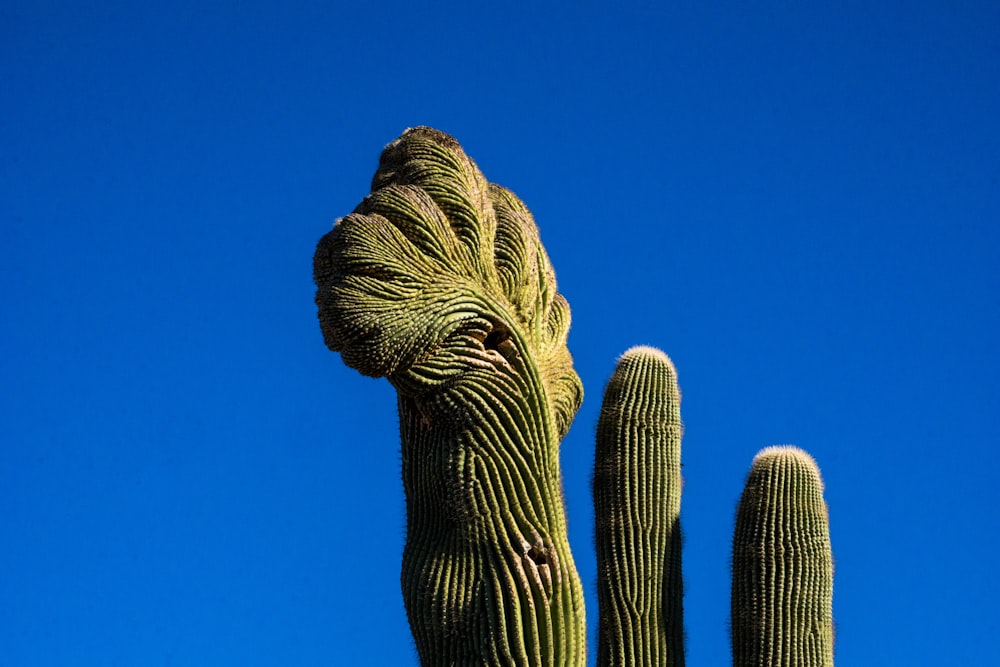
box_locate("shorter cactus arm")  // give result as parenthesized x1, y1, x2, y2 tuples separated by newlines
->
(731, 446, 834, 667)
(594, 346, 685, 666)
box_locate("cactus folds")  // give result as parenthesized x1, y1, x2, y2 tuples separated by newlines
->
(314, 128, 834, 666)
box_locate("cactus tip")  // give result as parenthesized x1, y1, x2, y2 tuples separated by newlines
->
(619, 345, 675, 367)
(752, 444, 815, 464)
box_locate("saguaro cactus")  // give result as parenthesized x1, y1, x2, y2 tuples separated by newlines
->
(731, 446, 834, 666)
(314, 127, 586, 665)
(314, 127, 834, 666)
(594, 346, 685, 666)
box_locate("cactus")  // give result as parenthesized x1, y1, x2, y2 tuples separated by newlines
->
(731, 446, 834, 667)
(314, 127, 585, 665)
(594, 346, 685, 666)
(314, 127, 833, 666)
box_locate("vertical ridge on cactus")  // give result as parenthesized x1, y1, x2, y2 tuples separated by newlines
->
(594, 346, 685, 666)
(314, 127, 586, 665)
(731, 446, 834, 667)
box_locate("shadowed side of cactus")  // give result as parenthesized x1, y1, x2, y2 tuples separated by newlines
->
(731, 446, 834, 667)
(594, 346, 685, 666)
(313, 127, 586, 665)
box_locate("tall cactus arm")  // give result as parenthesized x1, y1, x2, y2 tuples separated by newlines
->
(313, 127, 586, 666)
(593, 346, 685, 666)
(731, 446, 834, 667)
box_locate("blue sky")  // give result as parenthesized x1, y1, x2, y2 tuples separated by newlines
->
(3, 2, 998, 664)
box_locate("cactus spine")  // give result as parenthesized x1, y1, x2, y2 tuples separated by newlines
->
(314, 127, 586, 665)
(731, 446, 834, 666)
(594, 346, 685, 666)
(314, 128, 835, 666)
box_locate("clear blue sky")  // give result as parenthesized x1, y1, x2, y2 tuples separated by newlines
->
(3, 2, 998, 664)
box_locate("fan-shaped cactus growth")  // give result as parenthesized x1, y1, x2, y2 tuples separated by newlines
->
(313, 127, 834, 666)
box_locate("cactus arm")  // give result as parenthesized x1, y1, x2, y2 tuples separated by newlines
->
(313, 127, 585, 665)
(593, 346, 685, 666)
(731, 446, 834, 667)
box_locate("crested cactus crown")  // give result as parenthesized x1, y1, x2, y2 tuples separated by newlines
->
(314, 126, 582, 437)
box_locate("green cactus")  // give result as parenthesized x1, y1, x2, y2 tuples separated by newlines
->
(731, 446, 834, 667)
(314, 127, 586, 665)
(314, 127, 833, 666)
(594, 346, 685, 666)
